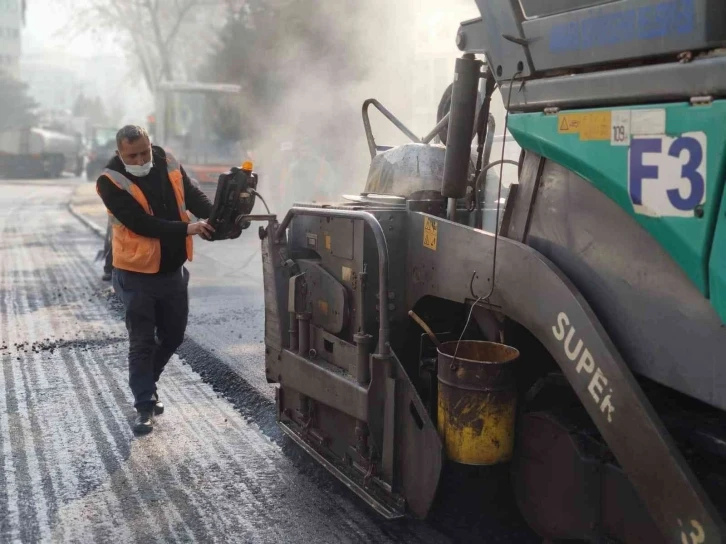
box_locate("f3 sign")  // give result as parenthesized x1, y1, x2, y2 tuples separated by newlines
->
(628, 132, 707, 218)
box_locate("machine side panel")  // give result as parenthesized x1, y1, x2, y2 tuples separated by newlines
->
(472, 0, 532, 79)
(404, 212, 724, 542)
(507, 100, 726, 300)
(464, 1, 726, 77)
(521, 0, 726, 72)
(288, 215, 368, 338)
(261, 223, 289, 350)
(526, 158, 726, 409)
(498, 56, 726, 113)
(518, 0, 617, 19)
(286, 211, 408, 342)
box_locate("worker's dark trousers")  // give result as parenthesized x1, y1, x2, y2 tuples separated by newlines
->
(112, 266, 189, 411)
(103, 219, 113, 275)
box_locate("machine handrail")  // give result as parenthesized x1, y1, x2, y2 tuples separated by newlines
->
(362, 99, 422, 159)
(275, 207, 391, 356)
(421, 113, 449, 145)
(474, 159, 520, 230)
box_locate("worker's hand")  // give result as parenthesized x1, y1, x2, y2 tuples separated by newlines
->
(187, 220, 215, 240)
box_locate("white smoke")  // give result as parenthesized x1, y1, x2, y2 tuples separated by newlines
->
(243, 0, 517, 212)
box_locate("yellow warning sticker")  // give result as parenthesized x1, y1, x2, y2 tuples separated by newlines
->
(580, 111, 612, 141)
(324, 234, 331, 251)
(558, 111, 612, 141)
(423, 217, 438, 251)
(318, 300, 329, 315)
(558, 113, 583, 134)
(341, 266, 352, 282)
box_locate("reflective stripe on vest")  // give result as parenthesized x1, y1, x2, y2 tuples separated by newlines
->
(102, 169, 152, 228)
(100, 151, 193, 273)
(164, 151, 194, 264)
(165, 151, 188, 216)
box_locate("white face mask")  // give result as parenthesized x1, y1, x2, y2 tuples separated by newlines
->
(123, 158, 153, 177)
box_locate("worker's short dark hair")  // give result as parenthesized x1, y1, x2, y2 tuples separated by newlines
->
(116, 125, 150, 149)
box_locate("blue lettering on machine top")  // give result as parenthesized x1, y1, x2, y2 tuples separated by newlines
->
(550, 0, 696, 53)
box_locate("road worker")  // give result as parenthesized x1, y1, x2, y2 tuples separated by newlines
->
(96, 125, 215, 434)
(276, 140, 337, 210)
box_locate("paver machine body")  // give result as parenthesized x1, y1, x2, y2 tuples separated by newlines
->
(259, 1, 726, 542)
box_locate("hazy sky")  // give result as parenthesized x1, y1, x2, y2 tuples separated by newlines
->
(20, 1, 149, 124)
(17, 1, 502, 135)
(23, 1, 120, 59)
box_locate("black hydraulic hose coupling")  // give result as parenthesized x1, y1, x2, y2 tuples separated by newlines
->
(442, 54, 481, 199)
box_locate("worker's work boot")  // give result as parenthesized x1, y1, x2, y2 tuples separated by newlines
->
(133, 409, 154, 434)
(101, 271, 112, 282)
(153, 393, 164, 415)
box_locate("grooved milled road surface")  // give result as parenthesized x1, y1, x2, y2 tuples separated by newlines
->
(0, 179, 453, 543)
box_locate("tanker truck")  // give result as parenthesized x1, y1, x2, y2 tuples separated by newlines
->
(0, 126, 81, 178)
(252, 1, 726, 542)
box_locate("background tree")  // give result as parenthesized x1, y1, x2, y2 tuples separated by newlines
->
(0, 70, 38, 131)
(72, 93, 109, 126)
(198, 0, 378, 180)
(62, 0, 230, 93)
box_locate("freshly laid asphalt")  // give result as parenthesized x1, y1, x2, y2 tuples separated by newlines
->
(0, 176, 538, 543)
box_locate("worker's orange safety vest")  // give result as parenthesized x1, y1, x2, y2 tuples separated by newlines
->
(98, 152, 193, 274)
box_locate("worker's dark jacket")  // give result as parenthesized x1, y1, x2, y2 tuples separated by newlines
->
(97, 146, 212, 275)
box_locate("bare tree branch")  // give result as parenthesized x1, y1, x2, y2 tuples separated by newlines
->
(56, 0, 229, 93)
(163, 2, 196, 48)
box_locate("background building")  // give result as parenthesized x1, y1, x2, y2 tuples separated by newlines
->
(0, 0, 24, 76)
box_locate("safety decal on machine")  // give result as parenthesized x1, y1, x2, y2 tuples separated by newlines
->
(558, 108, 667, 143)
(558, 111, 611, 140)
(628, 132, 707, 218)
(558, 113, 582, 134)
(423, 217, 437, 251)
(611, 109, 666, 146)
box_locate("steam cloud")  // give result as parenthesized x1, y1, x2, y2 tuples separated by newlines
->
(228, 0, 516, 213)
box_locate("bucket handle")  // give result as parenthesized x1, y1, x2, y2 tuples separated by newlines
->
(450, 284, 489, 371)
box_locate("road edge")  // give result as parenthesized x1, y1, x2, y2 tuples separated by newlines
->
(67, 201, 105, 239)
